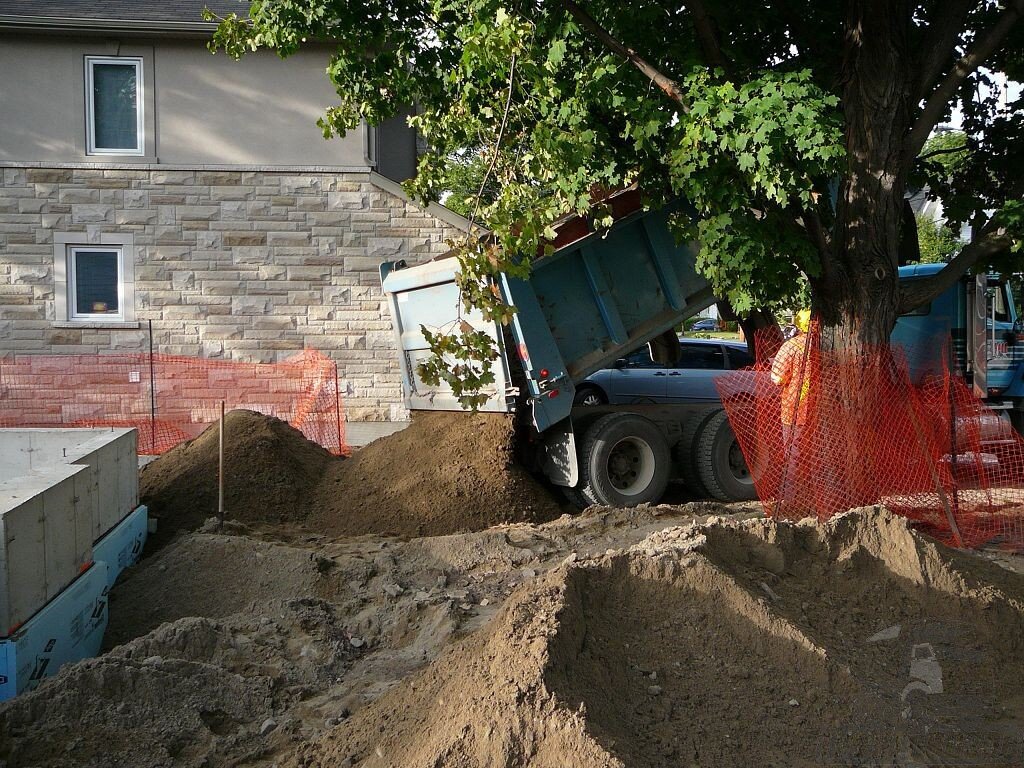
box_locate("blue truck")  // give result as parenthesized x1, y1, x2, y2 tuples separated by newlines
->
(381, 196, 1022, 507)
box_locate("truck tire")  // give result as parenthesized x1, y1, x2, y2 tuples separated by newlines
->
(695, 410, 757, 502)
(578, 413, 671, 507)
(561, 485, 592, 509)
(674, 406, 720, 497)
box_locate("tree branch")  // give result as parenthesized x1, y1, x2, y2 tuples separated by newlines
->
(905, 0, 1024, 165)
(898, 221, 1012, 313)
(918, 143, 967, 162)
(684, 0, 728, 70)
(559, 0, 689, 109)
(915, 0, 974, 102)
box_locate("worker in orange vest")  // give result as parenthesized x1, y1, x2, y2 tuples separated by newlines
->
(771, 309, 813, 507)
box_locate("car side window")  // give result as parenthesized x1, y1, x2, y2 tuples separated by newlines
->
(726, 346, 754, 369)
(624, 348, 664, 369)
(677, 343, 726, 370)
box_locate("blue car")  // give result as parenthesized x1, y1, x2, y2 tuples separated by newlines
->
(690, 317, 720, 332)
(575, 338, 755, 406)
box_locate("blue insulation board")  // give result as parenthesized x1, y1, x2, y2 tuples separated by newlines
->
(93, 505, 148, 589)
(0, 505, 148, 701)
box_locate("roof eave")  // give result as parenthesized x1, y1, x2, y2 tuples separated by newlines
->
(0, 14, 219, 36)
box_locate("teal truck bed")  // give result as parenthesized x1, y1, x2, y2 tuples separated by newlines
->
(380, 199, 714, 432)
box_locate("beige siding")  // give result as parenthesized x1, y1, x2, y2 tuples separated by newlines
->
(0, 34, 367, 168)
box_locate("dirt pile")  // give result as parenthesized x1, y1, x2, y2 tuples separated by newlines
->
(286, 507, 1024, 767)
(140, 409, 564, 544)
(140, 409, 336, 547)
(0, 504, 750, 768)
(309, 410, 564, 537)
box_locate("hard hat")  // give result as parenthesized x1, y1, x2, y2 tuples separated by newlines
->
(795, 309, 811, 333)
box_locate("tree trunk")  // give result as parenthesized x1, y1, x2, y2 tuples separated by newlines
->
(815, 0, 914, 354)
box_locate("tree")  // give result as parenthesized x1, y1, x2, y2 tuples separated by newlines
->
(915, 213, 964, 263)
(208, 0, 1024, 360)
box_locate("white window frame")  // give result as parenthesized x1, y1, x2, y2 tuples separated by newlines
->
(53, 233, 137, 327)
(85, 55, 144, 156)
(68, 246, 125, 321)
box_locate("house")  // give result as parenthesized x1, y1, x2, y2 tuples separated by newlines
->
(0, 0, 469, 430)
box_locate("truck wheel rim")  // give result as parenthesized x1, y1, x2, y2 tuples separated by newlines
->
(607, 437, 656, 495)
(729, 441, 752, 484)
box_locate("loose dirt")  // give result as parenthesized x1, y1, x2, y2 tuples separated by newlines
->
(140, 410, 565, 546)
(3, 506, 1021, 767)
(140, 410, 336, 548)
(289, 507, 1024, 768)
(309, 410, 565, 538)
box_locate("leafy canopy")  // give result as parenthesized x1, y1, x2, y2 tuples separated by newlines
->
(208, 0, 845, 318)
(208, 1, 1023, 400)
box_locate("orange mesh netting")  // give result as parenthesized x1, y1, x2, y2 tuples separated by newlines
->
(718, 326, 1024, 551)
(0, 350, 347, 455)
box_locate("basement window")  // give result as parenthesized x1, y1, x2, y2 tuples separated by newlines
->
(53, 234, 137, 326)
(69, 247, 123, 320)
(85, 56, 144, 155)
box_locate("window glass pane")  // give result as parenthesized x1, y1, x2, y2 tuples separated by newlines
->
(74, 251, 119, 314)
(994, 284, 1010, 323)
(727, 346, 754, 368)
(677, 343, 726, 369)
(624, 348, 663, 369)
(93, 63, 138, 150)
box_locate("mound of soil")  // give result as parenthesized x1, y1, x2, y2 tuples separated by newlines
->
(309, 411, 564, 538)
(286, 508, 1024, 767)
(140, 409, 563, 544)
(139, 410, 337, 548)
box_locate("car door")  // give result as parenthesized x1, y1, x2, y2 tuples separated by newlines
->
(604, 347, 669, 403)
(664, 342, 728, 403)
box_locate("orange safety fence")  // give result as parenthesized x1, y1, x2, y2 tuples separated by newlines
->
(718, 326, 1024, 551)
(0, 349, 347, 456)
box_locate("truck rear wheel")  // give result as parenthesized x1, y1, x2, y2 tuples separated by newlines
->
(578, 413, 671, 507)
(695, 410, 757, 502)
(675, 406, 720, 497)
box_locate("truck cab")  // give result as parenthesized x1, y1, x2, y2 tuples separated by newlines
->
(894, 264, 1024, 435)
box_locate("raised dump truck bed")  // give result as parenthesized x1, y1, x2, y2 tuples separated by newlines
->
(381, 200, 714, 431)
(381, 199, 756, 507)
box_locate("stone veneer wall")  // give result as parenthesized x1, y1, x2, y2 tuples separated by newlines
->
(0, 167, 463, 421)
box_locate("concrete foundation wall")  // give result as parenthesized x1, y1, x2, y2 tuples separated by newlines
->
(0, 464, 93, 633)
(0, 427, 139, 633)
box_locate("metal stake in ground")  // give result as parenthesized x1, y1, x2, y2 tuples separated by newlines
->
(148, 319, 156, 454)
(218, 400, 225, 531)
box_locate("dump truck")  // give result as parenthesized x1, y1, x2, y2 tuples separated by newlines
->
(382, 192, 1023, 507)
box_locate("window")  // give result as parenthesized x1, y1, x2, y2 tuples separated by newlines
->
(678, 343, 727, 370)
(53, 233, 136, 325)
(85, 56, 143, 155)
(725, 346, 755, 369)
(623, 348, 664, 369)
(69, 247, 123, 319)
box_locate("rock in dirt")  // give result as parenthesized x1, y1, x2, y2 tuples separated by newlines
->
(283, 508, 1024, 768)
(260, 718, 279, 736)
(140, 410, 336, 548)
